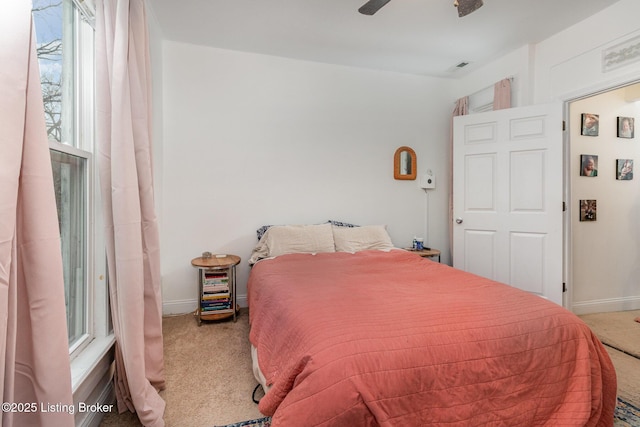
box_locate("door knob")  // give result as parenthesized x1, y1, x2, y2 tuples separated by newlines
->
(455, 218, 463, 224)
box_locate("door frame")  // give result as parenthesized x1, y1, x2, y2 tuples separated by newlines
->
(560, 78, 640, 312)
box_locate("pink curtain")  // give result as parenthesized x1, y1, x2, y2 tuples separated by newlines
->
(95, 1, 166, 426)
(493, 78, 512, 110)
(449, 97, 469, 263)
(0, 2, 74, 426)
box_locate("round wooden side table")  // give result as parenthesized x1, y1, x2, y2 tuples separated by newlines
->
(191, 254, 241, 325)
(405, 248, 441, 262)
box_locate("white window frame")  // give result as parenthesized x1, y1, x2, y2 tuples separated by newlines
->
(68, 0, 114, 392)
(49, 141, 93, 357)
(35, 0, 113, 391)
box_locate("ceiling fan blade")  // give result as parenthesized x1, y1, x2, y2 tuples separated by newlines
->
(455, 0, 483, 17)
(358, 0, 391, 15)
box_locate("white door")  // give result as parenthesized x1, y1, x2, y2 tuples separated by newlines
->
(453, 103, 563, 305)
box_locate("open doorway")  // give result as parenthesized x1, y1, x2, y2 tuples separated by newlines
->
(568, 82, 640, 315)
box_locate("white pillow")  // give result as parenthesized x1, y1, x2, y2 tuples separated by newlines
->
(332, 225, 395, 252)
(249, 223, 335, 264)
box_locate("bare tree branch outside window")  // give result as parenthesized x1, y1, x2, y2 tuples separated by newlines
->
(32, 0, 63, 142)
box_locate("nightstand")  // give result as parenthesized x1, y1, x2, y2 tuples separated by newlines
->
(406, 248, 441, 262)
(191, 254, 241, 325)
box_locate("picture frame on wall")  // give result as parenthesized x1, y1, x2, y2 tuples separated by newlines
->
(580, 154, 598, 177)
(616, 159, 634, 180)
(617, 116, 634, 138)
(581, 113, 599, 136)
(579, 200, 597, 222)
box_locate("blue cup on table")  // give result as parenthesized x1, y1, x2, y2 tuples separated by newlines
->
(415, 238, 424, 250)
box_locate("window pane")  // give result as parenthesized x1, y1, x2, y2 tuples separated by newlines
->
(51, 150, 87, 346)
(32, 0, 75, 144)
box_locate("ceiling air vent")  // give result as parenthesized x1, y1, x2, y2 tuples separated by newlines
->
(446, 61, 472, 73)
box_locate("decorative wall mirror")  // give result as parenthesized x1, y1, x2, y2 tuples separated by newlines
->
(394, 146, 417, 180)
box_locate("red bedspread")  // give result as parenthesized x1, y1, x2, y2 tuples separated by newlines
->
(247, 250, 616, 426)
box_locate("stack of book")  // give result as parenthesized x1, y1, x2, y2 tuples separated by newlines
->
(201, 270, 231, 313)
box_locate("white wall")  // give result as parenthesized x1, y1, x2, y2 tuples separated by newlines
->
(456, 45, 535, 108)
(160, 41, 454, 313)
(534, 0, 640, 103)
(457, 0, 640, 106)
(570, 87, 640, 314)
(156, 0, 640, 315)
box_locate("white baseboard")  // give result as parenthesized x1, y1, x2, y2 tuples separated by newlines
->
(162, 298, 196, 316)
(162, 294, 248, 316)
(571, 296, 640, 315)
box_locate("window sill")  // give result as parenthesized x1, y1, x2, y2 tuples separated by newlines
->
(71, 334, 116, 394)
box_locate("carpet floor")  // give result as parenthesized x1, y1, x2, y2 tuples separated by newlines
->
(100, 310, 262, 427)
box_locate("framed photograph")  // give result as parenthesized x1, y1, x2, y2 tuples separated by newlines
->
(616, 159, 634, 180)
(617, 116, 634, 138)
(580, 154, 598, 177)
(581, 113, 599, 136)
(579, 200, 597, 222)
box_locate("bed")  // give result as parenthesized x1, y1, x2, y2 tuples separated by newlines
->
(247, 223, 617, 426)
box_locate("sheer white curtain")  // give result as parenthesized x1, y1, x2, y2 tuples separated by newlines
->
(95, 1, 166, 425)
(0, 2, 74, 426)
(449, 97, 469, 261)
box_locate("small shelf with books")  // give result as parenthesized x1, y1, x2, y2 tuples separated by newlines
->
(191, 254, 241, 325)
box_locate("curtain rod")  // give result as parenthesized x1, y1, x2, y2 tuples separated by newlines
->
(469, 76, 513, 98)
(455, 76, 514, 103)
